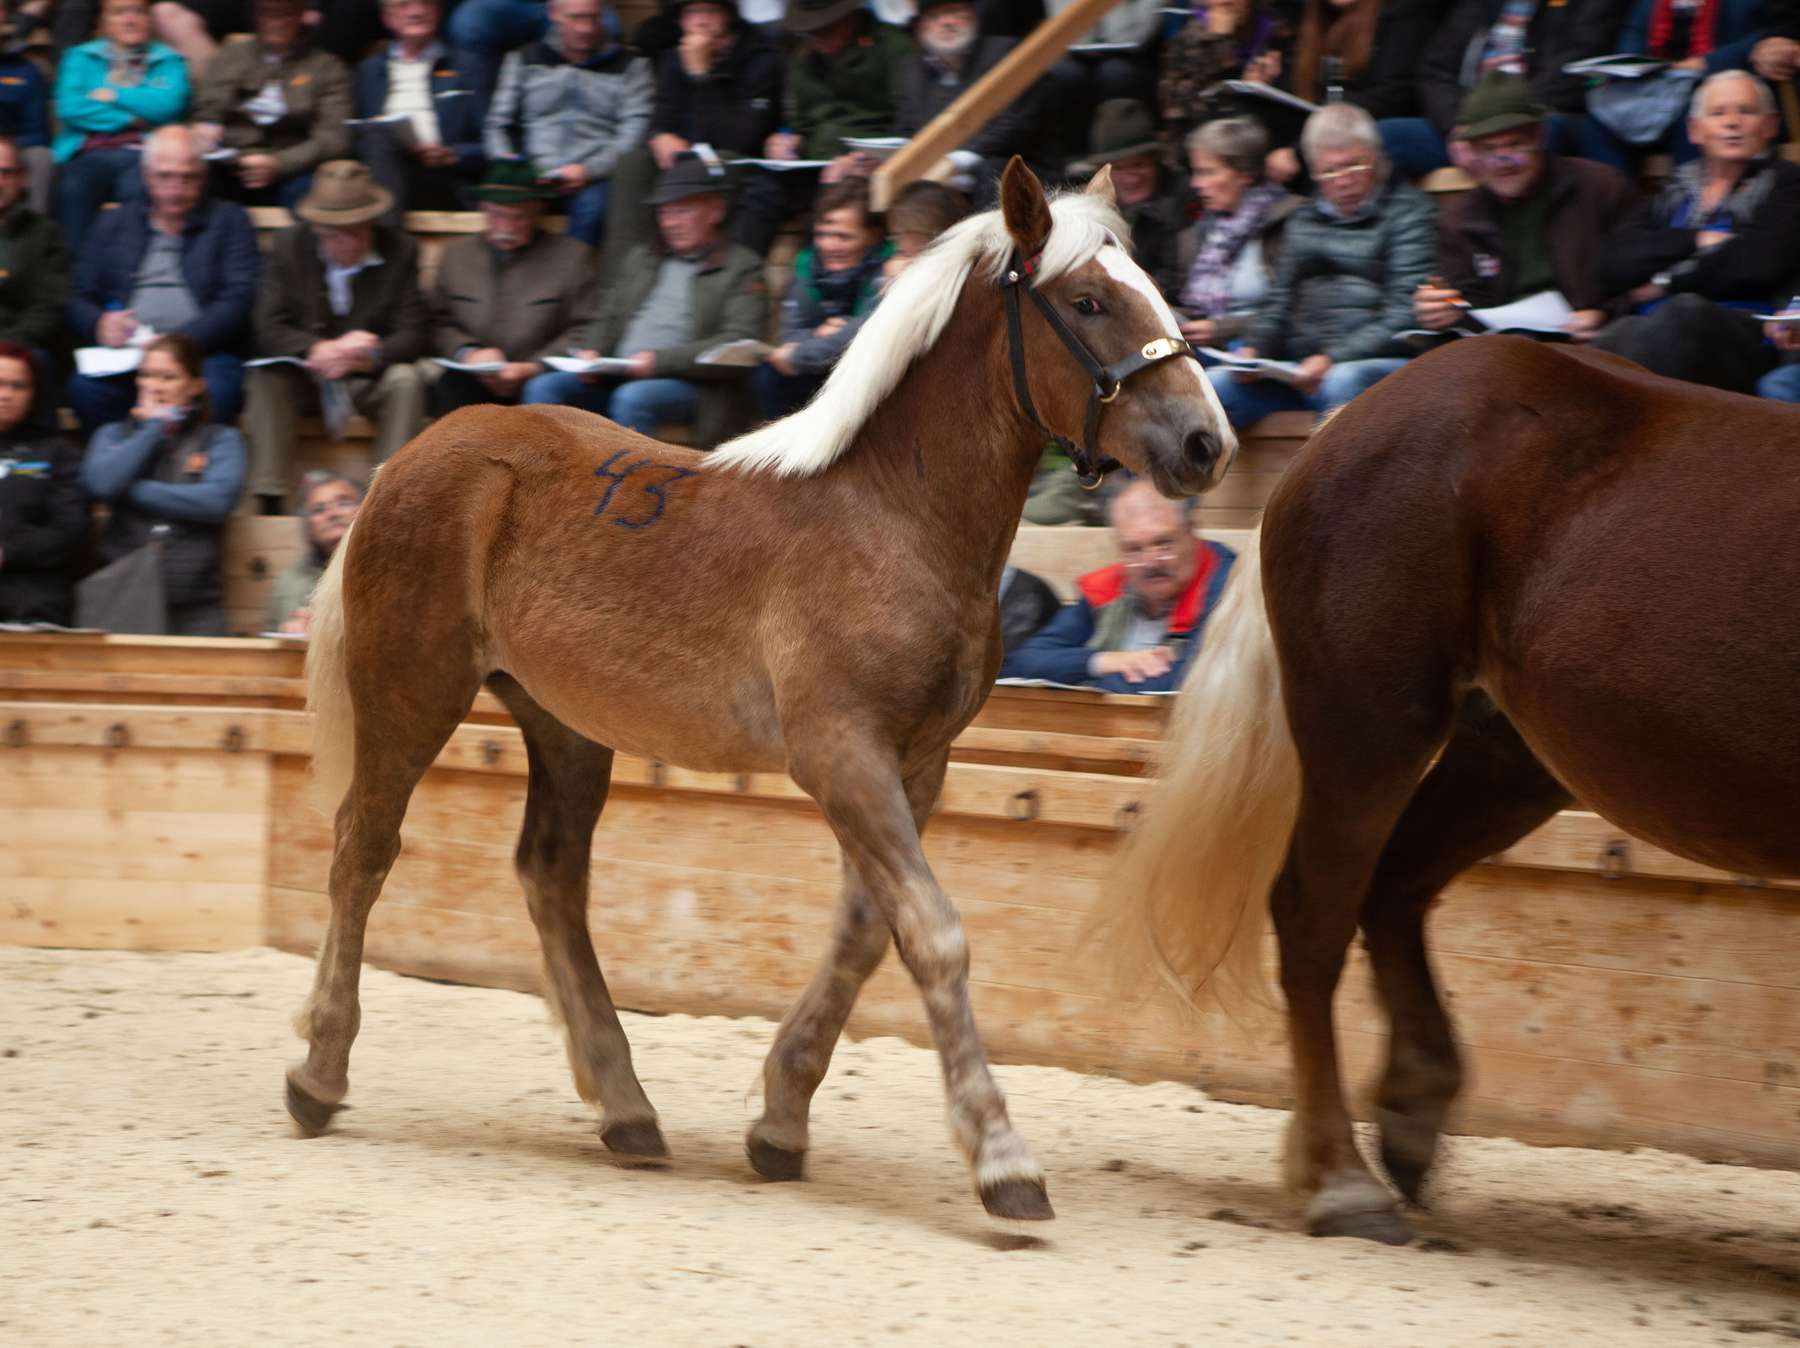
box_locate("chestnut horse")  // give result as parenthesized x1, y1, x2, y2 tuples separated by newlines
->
(1098, 337, 1800, 1244)
(289, 159, 1234, 1220)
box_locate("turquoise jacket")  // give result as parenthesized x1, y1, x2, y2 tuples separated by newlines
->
(52, 40, 189, 163)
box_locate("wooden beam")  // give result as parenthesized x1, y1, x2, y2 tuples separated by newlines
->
(871, 0, 1122, 210)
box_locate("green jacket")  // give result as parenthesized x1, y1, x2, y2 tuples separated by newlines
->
(0, 205, 69, 353)
(788, 17, 912, 161)
(582, 239, 767, 447)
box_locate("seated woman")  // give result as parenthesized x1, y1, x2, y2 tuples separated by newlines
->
(1591, 69, 1800, 394)
(0, 344, 85, 626)
(1157, 0, 1290, 148)
(752, 180, 891, 422)
(1172, 117, 1298, 346)
(266, 469, 360, 635)
(79, 333, 245, 636)
(52, 0, 191, 255)
(1204, 102, 1434, 427)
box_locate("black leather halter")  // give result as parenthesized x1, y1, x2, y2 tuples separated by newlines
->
(1001, 248, 1200, 490)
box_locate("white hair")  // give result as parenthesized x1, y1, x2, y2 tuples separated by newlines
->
(1689, 68, 1776, 121)
(1299, 101, 1383, 169)
(142, 124, 200, 167)
(708, 189, 1127, 478)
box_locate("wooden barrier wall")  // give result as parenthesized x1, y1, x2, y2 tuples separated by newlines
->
(3, 634, 1797, 1170)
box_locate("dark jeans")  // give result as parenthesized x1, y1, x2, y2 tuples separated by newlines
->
(751, 363, 823, 421)
(1590, 294, 1776, 394)
(56, 147, 143, 257)
(431, 368, 515, 416)
(66, 352, 246, 438)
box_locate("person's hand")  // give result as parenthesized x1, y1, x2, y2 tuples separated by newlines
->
(768, 342, 799, 376)
(1752, 35, 1800, 81)
(191, 121, 223, 153)
(280, 607, 312, 636)
(1564, 309, 1607, 343)
(1293, 353, 1333, 395)
(481, 361, 541, 397)
(1672, 55, 1707, 73)
(1203, 0, 1241, 35)
(649, 132, 690, 170)
(1179, 317, 1216, 344)
(1264, 145, 1301, 184)
(1696, 229, 1731, 250)
(679, 28, 722, 76)
(552, 163, 589, 193)
(306, 338, 355, 381)
(1226, 344, 1260, 383)
(1244, 49, 1281, 85)
(813, 316, 846, 339)
(88, 85, 117, 103)
(1092, 647, 1174, 685)
(238, 153, 280, 190)
(821, 151, 875, 184)
(1629, 281, 1667, 306)
(572, 347, 606, 383)
(129, 393, 162, 421)
(414, 142, 459, 168)
(624, 351, 656, 379)
(97, 308, 138, 348)
(764, 130, 801, 161)
(465, 346, 507, 367)
(1413, 280, 1465, 330)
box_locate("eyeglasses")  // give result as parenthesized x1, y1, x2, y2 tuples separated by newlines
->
(1314, 162, 1376, 184)
(306, 496, 359, 517)
(1121, 542, 1181, 567)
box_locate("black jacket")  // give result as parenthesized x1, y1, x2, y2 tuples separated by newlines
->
(0, 427, 84, 625)
(650, 25, 783, 157)
(0, 205, 70, 355)
(896, 37, 1038, 159)
(1289, 0, 1442, 120)
(1597, 156, 1800, 303)
(1421, 0, 1631, 131)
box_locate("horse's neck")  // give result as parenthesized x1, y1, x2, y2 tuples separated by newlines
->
(829, 287, 1041, 594)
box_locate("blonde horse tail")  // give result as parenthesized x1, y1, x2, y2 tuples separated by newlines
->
(1090, 541, 1301, 1010)
(304, 514, 358, 818)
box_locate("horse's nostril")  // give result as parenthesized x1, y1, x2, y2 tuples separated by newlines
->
(1182, 427, 1217, 473)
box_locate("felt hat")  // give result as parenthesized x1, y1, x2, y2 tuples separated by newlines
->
(295, 160, 394, 226)
(1081, 99, 1163, 166)
(645, 151, 732, 205)
(785, 0, 864, 34)
(476, 158, 557, 204)
(1455, 72, 1548, 141)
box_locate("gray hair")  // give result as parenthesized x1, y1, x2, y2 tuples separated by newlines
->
(1186, 117, 1269, 180)
(1689, 68, 1776, 121)
(298, 470, 365, 506)
(1299, 101, 1383, 169)
(1106, 476, 1196, 530)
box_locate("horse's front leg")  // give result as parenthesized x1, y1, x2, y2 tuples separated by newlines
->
(787, 739, 1051, 1220)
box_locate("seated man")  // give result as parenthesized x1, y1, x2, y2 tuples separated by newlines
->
(267, 468, 361, 634)
(191, 0, 353, 210)
(1076, 100, 1187, 299)
(428, 160, 602, 413)
(1412, 73, 1637, 345)
(0, 342, 83, 627)
(245, 161, 429, 513)
(66, 125, 260, 435)
(0, 0, 52, 213)
(354, 0, 494, 220)
(1206, 103, 1435, 427)
(522, 152, 764, 446)
(894, 0, 1037, 202)
(999, 480, 1238, 696)
(0, 135, 69, 363)
(1591, 69, 1800, 394)
(484, 0, 653, 246)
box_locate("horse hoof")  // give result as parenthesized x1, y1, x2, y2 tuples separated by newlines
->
(981, 1177, 1055, 1222)
(1309, 1203, 1413, 1246)
(746, 1134, 806, 1182)
(285, 1073, 344, 1138)
(1377, 1109, 1440, 1206)
(601, 1118, 669, 1161)
(1379, 1141, 1433, 1207)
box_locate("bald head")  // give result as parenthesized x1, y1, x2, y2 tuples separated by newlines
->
(1109, 478, 1199, 617)
(143, 125, 204, 223)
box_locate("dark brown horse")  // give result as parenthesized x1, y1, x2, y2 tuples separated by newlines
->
(1098, 336, 1800, 1243)
(290, 159, 1234, 1220)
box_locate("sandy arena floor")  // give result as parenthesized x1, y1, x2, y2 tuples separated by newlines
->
(3, 946, 1797, 1347)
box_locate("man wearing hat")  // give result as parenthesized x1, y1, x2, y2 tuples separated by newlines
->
(426, 160, 603, 413)
(1076, 99, 1187, 298)
(522, 151, 764, 446)
(1412, 73, 1637, 344)
(244, 160, 429, 512)
(894, 0, 1038, 200)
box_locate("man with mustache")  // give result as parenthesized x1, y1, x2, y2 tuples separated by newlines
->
(999, 480, 1237, 696)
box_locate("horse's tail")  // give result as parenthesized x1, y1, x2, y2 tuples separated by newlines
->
(1090, 540, 1300, 1009)
(304, 514, 358, 818)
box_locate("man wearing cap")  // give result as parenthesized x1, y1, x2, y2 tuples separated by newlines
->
(1077, 100, 1188, 298)
(353, 0, 496, 221)
(244, 160, 429, 511)
(894, 0, 1037, 199)
(427, 160, 602, 413)
(1412, 73, 1637, 344)
(65, 124, 260, 436)
(522, 152, 763, 446)
(484, 0, 653, 246)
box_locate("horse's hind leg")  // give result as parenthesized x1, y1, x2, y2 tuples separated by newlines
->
(746, 754, 944, 1180)
(1360, 695, 1571, 1203)
(288, 672, 481, 1135)
(489, 676, 663, 1159)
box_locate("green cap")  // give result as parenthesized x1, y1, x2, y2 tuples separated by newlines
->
(476, 158, 557, 204)
(1455, 72, 1548, 141)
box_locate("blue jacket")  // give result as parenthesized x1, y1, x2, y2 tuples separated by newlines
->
(52, 39, 189, 162)
(353, 41, 494, 174)
(998, 542, 1237, 695)
(68, 197, 261, 352)
(1619, 0, 1785, 73)
(0, 52, 49, 148)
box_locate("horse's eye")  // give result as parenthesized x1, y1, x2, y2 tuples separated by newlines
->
(1073, 297, 1103, 317)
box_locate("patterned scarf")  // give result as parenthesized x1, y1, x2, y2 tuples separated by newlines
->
(103, 38, 149, 87)
(1181, 181, 1285, 317)
(1648, 0, 1718, 59)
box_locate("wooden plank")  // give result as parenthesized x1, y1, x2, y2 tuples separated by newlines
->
(1, 877, 262, 950)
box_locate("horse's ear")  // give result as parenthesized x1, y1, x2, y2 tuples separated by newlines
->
(1085, 163, 1117, 209)
(999, 155, 1052, 258)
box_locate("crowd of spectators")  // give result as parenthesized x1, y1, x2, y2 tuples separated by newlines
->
(0, 0, 1797, 658)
